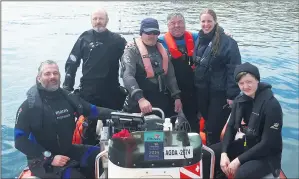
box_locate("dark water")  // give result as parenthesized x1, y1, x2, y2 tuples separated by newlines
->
(2, 1, 298, 178)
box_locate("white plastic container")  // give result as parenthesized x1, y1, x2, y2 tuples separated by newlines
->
(163, 118, 173, 131)
(100, 126, 109, 141)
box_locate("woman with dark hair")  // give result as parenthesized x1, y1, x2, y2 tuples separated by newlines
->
(193, 8, 241, 145)
(206, 62, 283, 179)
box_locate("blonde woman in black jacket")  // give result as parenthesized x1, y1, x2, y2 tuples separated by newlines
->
(193, 8, 241, 145)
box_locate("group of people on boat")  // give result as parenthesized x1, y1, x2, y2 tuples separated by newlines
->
(14, 7, 283, 179)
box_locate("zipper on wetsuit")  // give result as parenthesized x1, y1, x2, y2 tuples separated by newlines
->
(44, 99, 61, 149)
(244, 135, 247, 150)
(56, 135, 61, 148)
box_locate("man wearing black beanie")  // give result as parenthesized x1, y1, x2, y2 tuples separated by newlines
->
(204, 62, 284, 179)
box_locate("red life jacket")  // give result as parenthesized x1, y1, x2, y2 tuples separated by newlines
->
(134, 37, 169, 78)
(164, 31, 194, 59)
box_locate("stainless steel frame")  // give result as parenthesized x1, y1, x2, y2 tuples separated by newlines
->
(202, 144, 215, 179)
(95, 149, 108, 179)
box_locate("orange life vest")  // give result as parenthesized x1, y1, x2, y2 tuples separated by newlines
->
(72, 115, 87, 144)
(199, 117, 207, 145)
(134, 37, 169, 78)
(164, 31, 194, 59)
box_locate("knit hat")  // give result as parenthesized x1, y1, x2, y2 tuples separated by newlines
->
(234, 62, 260, 82)
(139, 18, 160, 35)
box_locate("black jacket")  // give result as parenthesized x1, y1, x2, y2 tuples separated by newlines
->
(222, 82, 283, 169)
(14, 84, 114, 160)
(194, 27, 241, 99)
(63, 29, 127, 91)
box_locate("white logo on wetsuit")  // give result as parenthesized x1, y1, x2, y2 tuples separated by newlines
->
(270, 123, 280, 130)
(69, 54, 77, 62)
(15, 108, 22, 124)
(55, 109, 71, 120)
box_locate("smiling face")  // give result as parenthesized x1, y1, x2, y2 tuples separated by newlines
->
(37, 63, 61, 91)
(200, 13, 216, 34)
(237, 73, 259, 98)
(167, 15, 186, 37)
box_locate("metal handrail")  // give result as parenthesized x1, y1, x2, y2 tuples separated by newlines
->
(95, 149, 108, 179)
(202, 144, 216, 179)
(151, 107, 165, 121)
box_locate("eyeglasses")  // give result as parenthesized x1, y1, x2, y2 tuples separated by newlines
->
(144, 31, 160, 35)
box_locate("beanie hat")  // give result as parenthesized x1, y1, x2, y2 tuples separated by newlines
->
(139, 18, 160, 36)
(234, 62, 260, 82)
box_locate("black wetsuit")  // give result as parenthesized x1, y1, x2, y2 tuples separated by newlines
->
(14, 84, 114, 179)
(62, 29, 127, 145)
(120, 40, 181, 118)
(203, 82, 283, 179)
(63, 29, 127, 109)
(193, 26, 241, 145)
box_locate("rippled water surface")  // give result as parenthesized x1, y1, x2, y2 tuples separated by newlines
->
(2, 1, 299, 178)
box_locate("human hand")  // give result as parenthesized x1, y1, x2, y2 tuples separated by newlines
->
(228, 157, 241, 177)
(224, 31, 233, 38)
(174, 99, 182, 113)
(51, 155, 70, 167)
(138, 98, 152, 114)
(220, 153, 231, 176)
(227, 99, 233, 107)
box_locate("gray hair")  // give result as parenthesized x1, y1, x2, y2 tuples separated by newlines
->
(91, 8, 109, 23)
(167, 12, 185, 23)
(38, 60, 58, 75)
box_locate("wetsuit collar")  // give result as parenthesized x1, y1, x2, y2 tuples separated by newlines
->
(93, 29, 109, 36)
(36, 82, 63, 100)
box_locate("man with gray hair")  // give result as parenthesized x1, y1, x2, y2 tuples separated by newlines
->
(62, 8, 127, 145)
(15, 60, 114, 178)
(158, 12, 199, 133)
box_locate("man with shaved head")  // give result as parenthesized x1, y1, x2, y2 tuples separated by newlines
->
(63, 8, 127, 145)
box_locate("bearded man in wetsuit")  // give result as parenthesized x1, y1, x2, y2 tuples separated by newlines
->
(15, 60, 115, 179)
(62, 8, 127, 145)
(121, 18, 182, 118)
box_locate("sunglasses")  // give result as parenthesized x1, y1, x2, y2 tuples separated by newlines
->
(144, 31, 160, 35)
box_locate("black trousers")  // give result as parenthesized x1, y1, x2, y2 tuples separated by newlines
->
(180, 90, 199, 133)
(196, 88, 231, 145)
(202, 140, 273, 179)
(29, 144, 103, 179)
(79, 83, 126, 145)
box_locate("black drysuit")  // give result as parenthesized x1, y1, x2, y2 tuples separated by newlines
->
(63, 29, 127, 110)
(14, 84, 114, 179)
(203, 82, 283, 179)
(63, 29, 127, 145)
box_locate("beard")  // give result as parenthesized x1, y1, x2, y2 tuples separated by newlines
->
(93, 26, 106, 33)
(41, 80, 60, 92)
